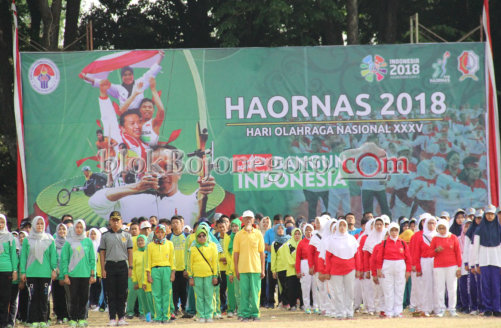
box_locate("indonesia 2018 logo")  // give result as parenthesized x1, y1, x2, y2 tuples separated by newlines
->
(28, 59, 60, 94)
(360, 55, 387, 82)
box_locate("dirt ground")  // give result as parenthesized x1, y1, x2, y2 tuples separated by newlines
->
(86, 307, 501, 328)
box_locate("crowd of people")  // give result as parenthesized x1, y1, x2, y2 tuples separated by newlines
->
(1, 205, 501, 327)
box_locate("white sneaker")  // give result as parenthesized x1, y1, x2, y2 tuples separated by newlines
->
(449, 310, 458, 317)
(227, 312, 234, 318)
(117, 318, 128, 326)
(206, 318, 214, 323)
(197, 318, 206, 323)
(436, 311, 445, 317)
(108, 320, 117, 326)
(470, 310, 478, 315)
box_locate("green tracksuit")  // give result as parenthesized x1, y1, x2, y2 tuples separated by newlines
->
(239, 273, 261, 319)
(60, 238, 96, 278)
(20, 239, 57, 277)
(0, 238, 18, 272)
(151, 267, 173, 322)
(194, 277, 215, 319)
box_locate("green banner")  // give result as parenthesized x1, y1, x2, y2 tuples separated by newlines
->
(21, 44, 487, 227)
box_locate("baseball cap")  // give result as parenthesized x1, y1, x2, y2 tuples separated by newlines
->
(466, 208, 476, 216)
(485, 204, 497, 214)
(140, 221, 152, 229)
(242, 210, 254, 218)
(440, 211, 450, 218)
(81, 166, 91, 172)
(475, 209, 484, 217)
(109, 211, 122, 220)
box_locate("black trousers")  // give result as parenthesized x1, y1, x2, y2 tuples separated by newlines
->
(219, 271, 227, 312)
(104, 261, 128, 320)
(266, 262, 277, 306)
(0, 272, 13, 327)
(68, 277, 90, 321)
(52, 280, 68, 320)
(17, 285, 29, 322)
(172, 271, 187, 312)
(285, 275, 300, 307)
(304, 190, 329, 220)
(260, 269, 266, 306)
(27, 277, 51, 323)
(8, 282, 19, 326)
(277, 271, 287, 305)
(362, 189, 390, 216)
(89, 277, 101, 307)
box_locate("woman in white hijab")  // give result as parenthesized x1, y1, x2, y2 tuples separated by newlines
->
(415, 215, 438, 316)
(318, 219, 337, 317)
(0, 214, 18, 328)
(324, 220, 359, 319)
(52, 223, 69, 324)
(20, 216, 57, 327)
(60, 219, 96, 327)
(362, 217, 385, 315)
(88, 228, 102, 310)
(308, 215, 330, 314)
(376, 222, 412, 318)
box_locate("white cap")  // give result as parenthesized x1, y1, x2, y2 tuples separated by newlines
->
(380, 214, 391, 225)
(242, 210, 254, 218)
(475, 209, 484, 217)
(140, 221, 152, 229)
(213, 213, 223, 221)
(485, 204, 497, 214)
(466, 208, 476, 216)
(440, 211, 450, 218)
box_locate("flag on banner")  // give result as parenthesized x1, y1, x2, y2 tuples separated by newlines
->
(483, 0, 501, 207)
(12, 0, 28, 223)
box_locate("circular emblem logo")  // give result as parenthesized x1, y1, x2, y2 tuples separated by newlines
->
(28, 59, 60, 94)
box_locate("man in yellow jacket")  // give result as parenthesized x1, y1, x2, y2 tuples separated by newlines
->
(233, 210, 265, 321)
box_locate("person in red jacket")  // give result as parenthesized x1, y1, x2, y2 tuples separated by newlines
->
(413, 215, 438, 317)
(296, 224, 313, 314)
(426, 219, 462, 317)
(324, 220, 360, 319)
(374, 223, 412, 318)
(408, 215, 425, 314)
(307, 215, 331, 315)
(363, 217, 385, 315)
(357, 218, 372, 314)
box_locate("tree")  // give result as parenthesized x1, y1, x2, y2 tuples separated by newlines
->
(38, 0, 63, 50)
(63, 0, 82, 50)
(346, 0, 359, 44)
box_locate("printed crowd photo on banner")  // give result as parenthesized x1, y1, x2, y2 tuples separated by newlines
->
(20, 44, 490, 229)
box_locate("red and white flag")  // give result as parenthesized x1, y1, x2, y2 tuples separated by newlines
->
(12, 0, 28, 223)
(483, 0, 501, 207)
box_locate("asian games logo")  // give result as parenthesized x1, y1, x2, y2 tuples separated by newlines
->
(360, 55, 387, 82)
(430, 51, 450, 83)
(28, 59, 60, 94)
(457, 50, 479, 81)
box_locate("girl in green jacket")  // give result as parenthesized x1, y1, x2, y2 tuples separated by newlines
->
(20, 216, 57, 328)
(61, 219, 96, 327)
(0, 214, 18, 328)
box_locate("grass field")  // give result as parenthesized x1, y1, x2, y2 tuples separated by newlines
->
(86, 307, 501, 328)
